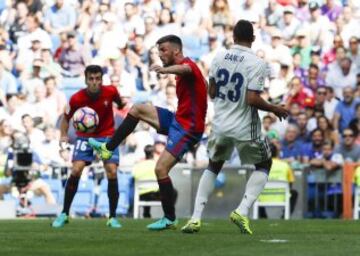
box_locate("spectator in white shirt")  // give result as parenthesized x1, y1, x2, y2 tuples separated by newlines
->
(326, 57, 357, 99)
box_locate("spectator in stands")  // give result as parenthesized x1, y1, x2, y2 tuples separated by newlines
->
(307, 2, 332, 50)
(24, 0, 43, 18)
(17, 15, 52, 53)
(0, 60, 17, 96)
(8, 2, 28, 45)
(21, 114, 45, 149)
(39, 48, 62, 81)
(340, 6, 360, 46)
(0, 119, 12, 154)
(32, 84, 56, 126)
(280, 124, 303, 162)
(34, 125, 63, 175)
(321, 0, 343, 22)
(209, 0, 233, 34)
(348, 36, 360, 69)
(296, 112, 311, 143)
(44, 76, 67, 119)
(302, 128, 325, 164)
(284, 76, 314, 109)
(324, 86, 339, 120)
(326, 57, 357, 99)
(295, 0, 310, 22)
(323, 35, 343, 66)
(303, 64, 325, 91)
(334, 128, 360, 162)
(287, 102, 301, 124)
(44, 0, 76, 36)
(349, 103, 360, 144)
(20, 58, 44, 103)
(321, 140, 344, 171)
(58, 32, 91, 78)
(16, 37, 42, 76)
(333, 86, 360, 133)
(291, 29, 312, 69)
(265, 0, 284, 26)
(317, 115, 339, 145)
(122, 2, 145, 39)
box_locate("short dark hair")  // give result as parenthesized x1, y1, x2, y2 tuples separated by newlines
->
(21, 113, 31, 121)
(84, 65, 103, 77)
(311, 128, 324, 138)
(156, 35, 182, 50)
(233, 20, 254, 43)
(144, 144, 154, 159)
(44, 76, 56, 84)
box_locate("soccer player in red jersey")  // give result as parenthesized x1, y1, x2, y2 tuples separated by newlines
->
(52, 65, 125, 228)
(89, 35, 208, 230)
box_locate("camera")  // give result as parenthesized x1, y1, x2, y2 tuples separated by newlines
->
(11, 134, 33, 189)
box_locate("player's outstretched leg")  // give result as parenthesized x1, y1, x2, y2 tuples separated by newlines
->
(88, 138, 113, 160)
(89, 104, 162, 160)
(181, 169, 217, 233)
(89, 112, 139, 159)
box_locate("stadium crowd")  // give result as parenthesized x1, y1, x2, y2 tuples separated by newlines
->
(0, 0, 359, 217)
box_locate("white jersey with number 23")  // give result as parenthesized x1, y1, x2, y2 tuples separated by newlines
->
(209, 44, 267, 141)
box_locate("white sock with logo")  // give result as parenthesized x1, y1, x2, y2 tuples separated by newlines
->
(191, 169, 217, 221)
(236, 170, 268, 217)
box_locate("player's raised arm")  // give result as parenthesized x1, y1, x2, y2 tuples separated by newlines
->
(113, 87, 126, 109)
(150, 63, 192, 76)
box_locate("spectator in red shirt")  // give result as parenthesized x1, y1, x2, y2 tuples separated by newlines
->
(285, 76, 314, 109)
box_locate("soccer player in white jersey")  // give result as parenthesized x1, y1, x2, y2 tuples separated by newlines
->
(181, 20, 288, 234)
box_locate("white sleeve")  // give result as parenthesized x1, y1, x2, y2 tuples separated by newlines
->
(208, 54, 220, 79)
(247, 61, 266, 92)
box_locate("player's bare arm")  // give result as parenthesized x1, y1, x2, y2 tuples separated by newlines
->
(150, 63, 192, 76)
(114, 94, 126, 109)
(246, 90, 288, 121)
(208, 77, 216, 99)
(59, 114, 70, 147)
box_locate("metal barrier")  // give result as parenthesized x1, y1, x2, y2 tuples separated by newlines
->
(303, 167, 342, 218)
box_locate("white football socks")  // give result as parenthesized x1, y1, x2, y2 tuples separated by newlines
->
(236, 170, 268, 217)
(191, 169, 217, 221)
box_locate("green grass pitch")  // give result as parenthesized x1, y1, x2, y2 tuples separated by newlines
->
(1, 219, 360, 256)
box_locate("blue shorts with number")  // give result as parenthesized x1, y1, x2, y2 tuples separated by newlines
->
(156, 107, 203, 160)
(72, 137, 120, 165)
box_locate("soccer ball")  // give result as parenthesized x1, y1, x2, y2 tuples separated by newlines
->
(72, 107, 99, 133)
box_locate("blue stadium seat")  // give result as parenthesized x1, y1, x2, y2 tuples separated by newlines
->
(95, 172, 132, 216)
(44, 179, 63, 204)
(71, 179, 95, 216)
